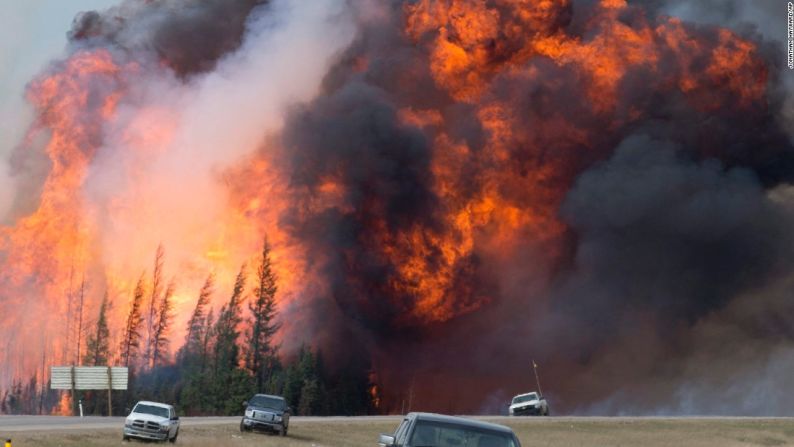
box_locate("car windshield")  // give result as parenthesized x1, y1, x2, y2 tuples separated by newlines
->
(409, 420, 517, 447)
(512, 393, 538, 404)
(249, 395, 285, 410)
(133, 403, 169, 418)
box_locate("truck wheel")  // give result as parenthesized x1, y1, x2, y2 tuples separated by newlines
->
(169, 429, 178, 443)
(279, 425, 286, 436)
(284, 426, 289, 436)
(240, 420, 248, 432)
(122, 435, 130, 441)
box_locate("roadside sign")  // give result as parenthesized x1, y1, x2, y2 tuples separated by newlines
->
(50, 366, 128, 416)
(51, 366, 128, 390)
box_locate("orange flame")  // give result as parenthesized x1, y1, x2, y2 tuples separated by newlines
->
(0, 0, 772, 398)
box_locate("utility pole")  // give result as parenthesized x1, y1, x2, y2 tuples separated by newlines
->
(71, 366, 77, 416)
(532, 359, 543, 397)
(107, 366, 113, 417)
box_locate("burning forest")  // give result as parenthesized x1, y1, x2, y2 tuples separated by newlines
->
(1, 0, 794, 415)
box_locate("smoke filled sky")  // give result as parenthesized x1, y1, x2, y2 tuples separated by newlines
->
(0, 0, 118, 221)
(1, 0, 794, 416)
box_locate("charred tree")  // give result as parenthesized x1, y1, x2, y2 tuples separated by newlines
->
(120, 274, 146, 368)
(151, 281, 175, 368)
(144, 244, 165, 369)
(74, 276, 86, 366)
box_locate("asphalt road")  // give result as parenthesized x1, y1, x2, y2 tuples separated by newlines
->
(0, 415, 403, 432)
(1, 415, 791, 432)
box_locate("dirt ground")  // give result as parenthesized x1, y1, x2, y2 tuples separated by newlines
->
(4, 417, 794, 447)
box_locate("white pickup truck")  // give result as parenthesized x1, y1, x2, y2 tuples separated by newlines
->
(508, 392, 549, 416)
(123, 400, 180, 442)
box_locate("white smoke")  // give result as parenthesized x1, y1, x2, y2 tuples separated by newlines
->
(0, 0, 118, 223)
(80, 0, 356, 330)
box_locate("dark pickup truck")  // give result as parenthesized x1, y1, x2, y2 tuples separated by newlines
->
(240, 393, 291, 436)
(378, 412, 521, 447)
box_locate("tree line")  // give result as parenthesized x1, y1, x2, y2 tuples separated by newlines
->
(1, 238, 376, 416)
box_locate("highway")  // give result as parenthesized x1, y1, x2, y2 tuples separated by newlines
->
(1, 414, 791, 432)
(0, 415, 402, 432)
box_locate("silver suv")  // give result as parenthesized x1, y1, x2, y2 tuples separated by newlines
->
(240, 393, 291, 436)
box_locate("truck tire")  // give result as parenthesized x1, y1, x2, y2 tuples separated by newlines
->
(169, 428, 178, 443)
(122, 435, 130, 441)
(279, 425, 286, 436)
(240, 420, 249, 432)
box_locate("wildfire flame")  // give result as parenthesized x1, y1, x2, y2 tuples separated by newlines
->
(0, 0, 781, 414)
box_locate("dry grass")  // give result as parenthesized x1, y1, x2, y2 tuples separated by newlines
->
(4, 417, 794, 447)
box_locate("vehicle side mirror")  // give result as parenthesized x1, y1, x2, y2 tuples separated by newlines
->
(286, 406, 292, 413)
(378, 434, 396, 447)
(242, 401, 248, 408)
(125, 407, 131, 414)
(171, 416, 179, 421)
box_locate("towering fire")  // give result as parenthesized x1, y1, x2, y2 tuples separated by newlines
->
(1, 0, 793, 414)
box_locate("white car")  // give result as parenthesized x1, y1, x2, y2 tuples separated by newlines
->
(509, 391, 549, 416)
(123, 400, 180, 443)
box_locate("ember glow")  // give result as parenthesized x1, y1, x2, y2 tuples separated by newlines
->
(2, 0, 794, 415)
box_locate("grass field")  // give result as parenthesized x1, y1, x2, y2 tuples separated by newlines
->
(4, 417, 794, 446)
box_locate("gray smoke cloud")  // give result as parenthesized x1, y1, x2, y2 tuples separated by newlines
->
(266, 0, 794, 415)
(552, 135, 794, 414)
(3, 0, 794, 416)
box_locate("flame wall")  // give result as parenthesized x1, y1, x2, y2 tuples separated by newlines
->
(2, 0, 794, 414)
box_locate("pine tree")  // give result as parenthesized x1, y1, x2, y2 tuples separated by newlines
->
(211, 265, 252, 414)
(84, 292, 110, 366)
(299, 378, 321, 416)
(184, 274, 214, 357)
(263, 356, 284, 395)
(201, 307, 215, 371)
(297, 348, 324, 415)
(151, 280, 175, 368)
(145, 244, 164, 369)
(283, 346, 308, 410)
(179, 304, 216, 416)
(214, 265, 246, 371)
(120, 274, 146, 368)
(245, 238, 281, 391)
(82, 292, 112, 416)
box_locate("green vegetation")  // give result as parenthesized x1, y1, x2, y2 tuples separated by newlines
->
(0, 238, 375, 417)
